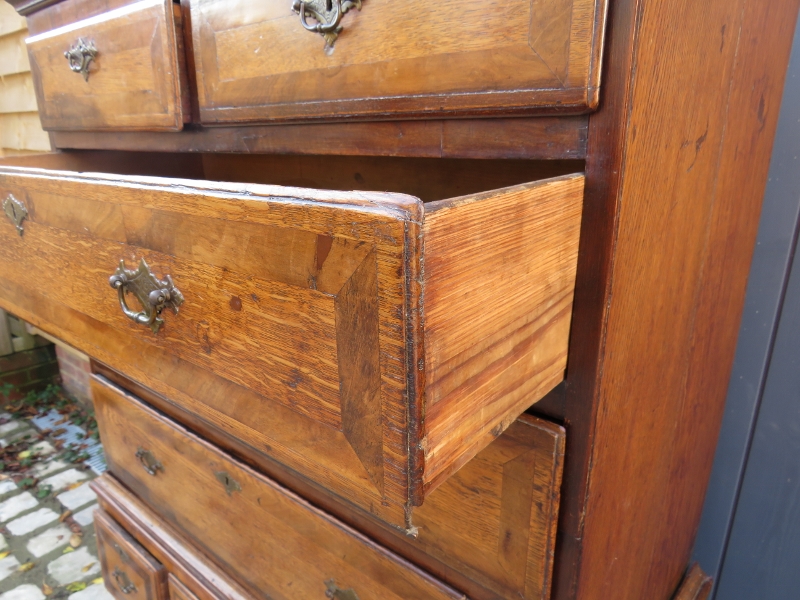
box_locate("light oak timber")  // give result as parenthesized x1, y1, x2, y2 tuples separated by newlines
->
(48, 116, 589, 160)
(0, 150, 582, 529)
(190, 0, 607, 123)
(95, 510, 169, 600)
(92, 377, 466, 600)
(26, 0, 188, 131)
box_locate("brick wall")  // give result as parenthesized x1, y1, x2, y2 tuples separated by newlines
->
(55, 345, 92, 406)
(0, 344, 59, 402)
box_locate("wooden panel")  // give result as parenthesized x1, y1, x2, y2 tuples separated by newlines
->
(96, 510, 168, 600)
(548, 0, 800, 598)
(167, 575, 200, 600)
(0, 29, 30, 75)
(0, 72, 38, 113)
(0, 112, 51, 151)
(93, 378, 465, 600)
(93, 479, 253, 600)
(0, 0, 26, 36)
(422, 175, 583, 494)
(190, 0, 606, 123)
(26, 0, 187, 131)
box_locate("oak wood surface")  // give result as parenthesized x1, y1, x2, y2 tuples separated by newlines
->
(96, 509, 168, 600)
(0, 150, 580, 530)
(26, 0, 187, 131)
(422, 176, 583, 494)
(92, 376, 466, 600)
(93, 480, 254, 600)
(48, 116, 589, 160)
(190, 0, 606, 123)
(544, 0, 800, 598)
(166, 575, 200, 600)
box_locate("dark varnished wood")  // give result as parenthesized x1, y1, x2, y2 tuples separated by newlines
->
(95, 510, 169, 600)
(49, 116, 589, 160)
(92, 376, 466, 600)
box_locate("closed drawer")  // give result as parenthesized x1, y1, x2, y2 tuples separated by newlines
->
(190, 0, 606, 123)
(0, 152, 581, 530)
(96, 509, 168, 600)
(26, 0, 189, 131)
(167, 575, 200, 600)
(93, 375, 466, 600)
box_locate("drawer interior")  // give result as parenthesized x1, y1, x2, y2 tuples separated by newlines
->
(0, 150, 582, 202)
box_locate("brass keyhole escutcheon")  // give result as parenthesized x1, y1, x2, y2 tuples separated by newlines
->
(291, 0, 362, 49)
(215, 471, 242, 495)
(3, 195, 27, 236)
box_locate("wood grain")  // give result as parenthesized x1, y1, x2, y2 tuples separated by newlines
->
(95, 509, 168, 600)
(93, 480, 254, 600)
(166, 575, 200, 600)
(548, 0, 800, 597)
(92, 376, 466, 600)
(0, 150, 580, 529)
(190, 0, 606, 123)
(26, 0, 187, 131)
(672, 564, 712, 600)
(49, 116, 589, 160)
(422, 175, 583, 495)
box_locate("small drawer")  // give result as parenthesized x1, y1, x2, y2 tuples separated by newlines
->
(0, 152, 581, 530)
(167, 575, 199, 600)
(26, 0, 189, 131)
(191, 0, 606, 123)
(95, 510, 168, 600)
(92, 375, 465, 600)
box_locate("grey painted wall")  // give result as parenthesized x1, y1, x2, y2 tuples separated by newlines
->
(691, 16, 800, 600)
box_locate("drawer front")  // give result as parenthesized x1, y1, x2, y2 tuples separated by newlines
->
(92, 375, 465, 600)
(0, 155, 581, 530)
(26, 0, 187, 131)
(167, 575, 200, 600)
(96, 509, 168, 600)
(190, 0, 606, 123)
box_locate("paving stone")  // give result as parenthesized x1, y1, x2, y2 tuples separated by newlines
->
(0, 555, 21, 582)
(0, 480, 17, 497)
(25, 525, 72, 558)
(56, 483, 96, 511)
(4, 429, 36, 445)
(73, 505, 96, 527)
(0, 584, 46, 600)
(0, 422, 21, 436)
(0, 534, 6, 551)
(40, 469, 89, 493)
(29, 441, 55, 457)
(6, 507, 60, 536)
(47, 547, 101, 585)
(0, 492, 39, 523)
(68, 584, 113, 600)
(32, 459, 70, 478)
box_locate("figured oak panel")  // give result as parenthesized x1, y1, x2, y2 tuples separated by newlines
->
(26, 0, 187, 131)
(0, 153, 581, 530)
(190, 0, 607, 123)
(93, 378, 465, 600)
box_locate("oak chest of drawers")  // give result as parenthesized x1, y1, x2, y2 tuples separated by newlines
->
(1, 0, 796, 598)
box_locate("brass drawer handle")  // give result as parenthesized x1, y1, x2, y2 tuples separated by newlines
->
(291, 0, 362, 48)
(112, 567, 137, 594)
(325, 580, 360, 600)
(135, 447, 164, 476)
(2, 195, 27, 236)
(64, 38, 97, 81)
(109, 259, 184, 334)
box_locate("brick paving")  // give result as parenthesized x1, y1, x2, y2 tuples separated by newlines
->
(0, 412, 112, 600)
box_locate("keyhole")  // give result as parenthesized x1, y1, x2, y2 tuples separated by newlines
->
(326, 0, 332, 10)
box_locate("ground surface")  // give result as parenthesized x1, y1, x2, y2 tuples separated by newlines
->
(0, 397, 112, 600)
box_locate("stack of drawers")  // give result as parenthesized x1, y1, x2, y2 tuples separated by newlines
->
(0, 0, 677, 598)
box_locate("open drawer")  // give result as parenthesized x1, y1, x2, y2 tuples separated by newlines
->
(0, 151, 582, 530)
